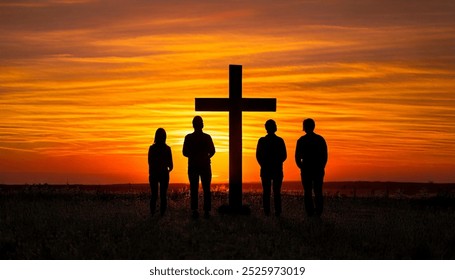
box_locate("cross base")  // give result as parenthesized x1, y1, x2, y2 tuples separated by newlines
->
(217, 204, 251, 215)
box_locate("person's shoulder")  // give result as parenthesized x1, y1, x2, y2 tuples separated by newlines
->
(203, 131, 213, 139)
(313, 134, 327, 146)
(148, 144, 156, 153)
(297, 135, 306, 142)
(272, 134, 285, 143)
(315, 133, 326, 141)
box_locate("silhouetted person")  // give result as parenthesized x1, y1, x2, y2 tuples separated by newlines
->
(256, 119, 287, 217)
(148, 128, 173, 216)
(295, 118, 328, 217)
(183, 116, 215, 219)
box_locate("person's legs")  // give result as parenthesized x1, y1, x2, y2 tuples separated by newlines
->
(314, 170, 325, 216)
(272, 176, 283, 217)
(201, 166, 212, 217)
(188, 169, 200, 215)
(301, 173, 315, 216)
(149, 176, 158, 215)
(159, 173, 169, 215)
(261, 177, 272, 215)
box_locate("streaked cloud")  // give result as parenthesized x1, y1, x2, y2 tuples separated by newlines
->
(1, 0, 454, 184)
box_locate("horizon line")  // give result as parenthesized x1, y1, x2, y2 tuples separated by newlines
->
(2, 180, 455, 186)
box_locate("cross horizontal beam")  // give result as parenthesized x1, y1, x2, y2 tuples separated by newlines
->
(196, 98, 276, 112)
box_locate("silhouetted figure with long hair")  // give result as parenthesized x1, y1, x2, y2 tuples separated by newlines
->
(256, 119, 287, 217)
(148, 128, 173, 216)
(183, 116, 216, 219)
(295, 118, 328, 217)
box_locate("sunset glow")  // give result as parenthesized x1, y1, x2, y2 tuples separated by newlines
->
(1, 0, 454, 184)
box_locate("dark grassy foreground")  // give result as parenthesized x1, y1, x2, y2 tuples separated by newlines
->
(1, 188, 454, 260)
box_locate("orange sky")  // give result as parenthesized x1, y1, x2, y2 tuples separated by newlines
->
(1, 0, 455, 184)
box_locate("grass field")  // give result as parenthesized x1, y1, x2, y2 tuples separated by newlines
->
(1, 183, 454, 260)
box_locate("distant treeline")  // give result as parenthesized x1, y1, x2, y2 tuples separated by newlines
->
(1, 181, 454, 198)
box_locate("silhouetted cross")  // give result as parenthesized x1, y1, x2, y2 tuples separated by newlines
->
(195, 64, 276, 213)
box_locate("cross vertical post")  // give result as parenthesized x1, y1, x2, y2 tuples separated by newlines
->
(195, 65, 276, 214)
(229, 65, 242, 209)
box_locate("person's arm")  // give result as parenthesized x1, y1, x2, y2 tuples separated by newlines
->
(322, 137, 328, 168)
(208, 135, 215, 158)
(295, 139, 302, 169)
(167, 146, 173, 172)
(148, 146, 152, 167)
(182, 135, 189, 158)
(256, 138, 264, 166)
(281, 138, 287, 163)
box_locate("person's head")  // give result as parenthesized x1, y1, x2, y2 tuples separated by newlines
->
(265, 119, 277, 134)
(154, 128, 166, 144)
(303, 118, 315, 133)
(192, 116, 204, 130)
